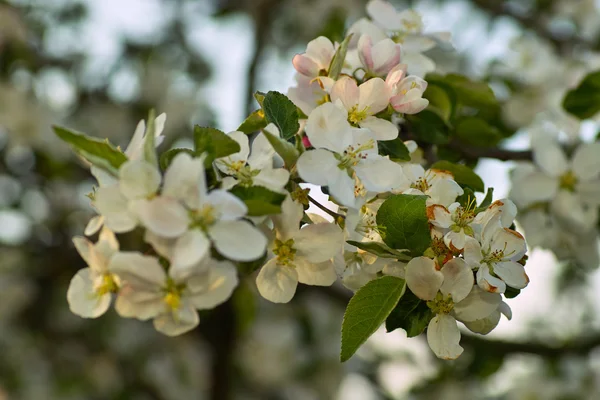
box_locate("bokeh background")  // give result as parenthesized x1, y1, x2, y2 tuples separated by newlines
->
(2, 0, 600, 399)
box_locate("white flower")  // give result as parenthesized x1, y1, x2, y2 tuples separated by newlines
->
(67, 227, 120, 318)
(510, 140, 600, 232)
(357, 34, 401, 77)
(297, 103, 407, 208)
(110, 250, 238, 336)
(287, 75, 334, 116)
(463, 301, 512, 335)
(428, 203, 476, 251)
(256, 196, 343, 303)
(215, 128, 290, 192)
(464, 221, 529, 294)
(136, 152, 268, 263)
(366, 1, 424, 33)
(334, 250, 387, 291)
(398, 164, 464, 207)
(292, 36, 336, 78)
(344, 198, 385, 245)
(330, 76, 397, 140)
(385, 64, 429, 114)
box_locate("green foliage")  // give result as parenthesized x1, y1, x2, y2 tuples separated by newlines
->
(340, 276, 407, 362)
(378, 137, 412, 162)
(229, 186, 286, 216)
(346, 240, 411, 261)
(455, 117, 503, 147)
(238, 109, 267, 134)
(431, 160, 485, 192)
(563, 70, 600, 119)
(159, 148, 194, 170)
(143, 109, 158, 168)
(317, 8, 346, 43)
(477, 188, 494, 211)
(232, 281, 257, 335)
(376, 194, 431, 256)
(262, 126, 300, 168)
(385, 289, 434, 336)
(254, 91, 266, 108)
(193, 126, 241, 167)
(504, 287, 521, 299)
(328, 34, 352, 80)
(427, 73, 497, 109)
(53, 126, 127, 175)
(262, 91, 300, 140)
(406, 110, 449, 144)
(424, 82, 456, 121)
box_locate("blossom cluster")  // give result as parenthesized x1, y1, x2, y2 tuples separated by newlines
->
(63, 0, 529, 360)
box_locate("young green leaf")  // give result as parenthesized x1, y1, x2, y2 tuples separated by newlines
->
(53, 126, 127, 175)
(346, 240, 411, 260)
(340, 276, 406, 362)
(254, 91, 267, 108)
(143, 109, 158, 167)
(563, 70, 600, 119)
(262, 127, 300, 168)
(328, 34, 353, 80)
(193, 126, 241, 167)
(431, 160, 485, 192)
(238, 109, 267, 134)
(262, 91, 300, 140)
(385, 289, 434, 336)
(229, 186, 286, 216)
(376, 194, 431, 256)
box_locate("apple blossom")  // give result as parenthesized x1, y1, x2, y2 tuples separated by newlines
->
(398, 164, 464, 207)
(385, 64, 429, 114)
(357, 34, 402, 77)
(292, 36, 336, 78)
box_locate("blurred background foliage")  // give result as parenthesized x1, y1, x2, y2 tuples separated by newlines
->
(2, 0, 600, 399)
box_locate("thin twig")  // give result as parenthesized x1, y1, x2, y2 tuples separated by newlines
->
(308, 195, 345, 220)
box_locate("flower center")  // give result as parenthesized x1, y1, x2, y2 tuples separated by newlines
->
(337, 140, 375, 169)
(189, 205, 217, 231)
(411, 177, 429, 192)
(163, 278, 185, 311)
(273, 238, 296, 266)
(427, 292, 454, 314)
(400, 81, 419, 95)
(348, 105, 370, 125)
(94, 273, 119, 296)
(559, 170, 578, 191)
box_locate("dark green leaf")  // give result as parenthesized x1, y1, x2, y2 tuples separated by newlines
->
(376, 194, 431, 256)
(431, 160, 485, 192)
(262, 126, 299, 168)
(378, 137, 411, 161)
(477, 188, 494, 211)
(504, 286, 521, 299)
(427, 73, 497, 109)
(237, 109, 267, 134)
(455, 117, 503, 147)
(456, 187, 476, 209)
(53, 126, 127, 174)
(406, 110, 449, 145)
(346, 240, 411, 260)
(385, 289, 434, 336)
(341, 276, 406, 362)
(563, 70, 600, 119)
(328, 34, 353, 80)
(317, 8, 346, 43)
(159, 148, 194, 170)
(424, 83, 456, 121)
(232, 280, 257, 335)
(193, 126, 241, 167)
(229, 186, 286, 216)
(262, 91, 299, 140)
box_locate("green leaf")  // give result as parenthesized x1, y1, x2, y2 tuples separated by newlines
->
(563, 70, 600, 119)
(229, 186, 286, 216)
(346, 240, 411, 260)
(159, 148, 194, 170)
(456, 187, 476, 209)
(385, 289, 434, 336)
(262, 126, 300, 168)
(193, 126, 241, 167)
(378, 137, 411, 162)
(477, 188, 494, 211)
(317, 8, 346, 43)
(232, 281, 257, 335)
(455, 117, 503, 147)
(431, 160, 485, 192)
(376, 194, 431, 256)
(53, 126, 127, 174)
(262, 91, 299, 140)
(427, 73, 497, 109)
(424, 83, 456, 121)
(328, 34, 353, 80)
(406, 110, 449, 144)
(341, 276, 406, 362)
(504, 286, 521, 299)
(237, 109, 267, 134)
(143, 109, 158, 167)
(254, 91, 266, 108)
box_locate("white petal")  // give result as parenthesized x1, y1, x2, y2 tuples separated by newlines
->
(453, 284, 501, 322)
(171, 230, 211, 272)
(359, 116, 398, 141)
(254, 168, 290, 192)
(358, 77, 390, 114)
(440, 258, 474, 303)
(427, 314, 463, 360)
(476, 265, 506, 293)
(67, 268, 111, 318)
(162, 152, 205, 208)
(490, 228, 527, 260)
(144, 230, 175, 260)
(295, 258, 337, 286)
(463, 311, 501, 335)
(256, 259, 299, 303)
(551, 190, 597, 232)
(248, 132, 275, 169)
(330, 76, 360, 111)
(84, 215, 104, 236)
(533, 141, 568, 177)
(328, 170, 358, 208)
(210, 220, 267, 261)
(572, 142, 600, 181)
(94, 186, 137, 233)
(109, 252, 166, 288)
(206, 189, 248, 220)
(73, 236, 93, 266)
(405, 256, 444, 300)
(124, 120, 145, 159)
(273, 195, 303, 241)
(296, 149, 338, 186)
(114, 286, 164, 320)
(577, 179, 600, 206)
(153, 305, 199, 336)
(382, 261, 407, 278)
(428, 204, 452, 228)
(294, 223, 343, 263)
(188, 260, 238, 309)
(118, 160, 161, 200)
(305, 103, 351, 152)
(510, 172, 558, 208)
(136, 197, 189, 238)
(494, 261, 529, 289)
(355, 156, 408, 193)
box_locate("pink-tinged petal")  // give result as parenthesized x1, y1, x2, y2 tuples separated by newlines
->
(427, 314, 463, 360)
(391, 96, 429, 114)
(533, 140, 568, 177)
(296, 149, 338, 187)
(210, 220, 267, 262)
(476, 265, 506, 294)
(294, 223, 343, 263)
(370, 38, 401, 76)
(135, 197, 189, 238)
(305, 36, 335, 69)
(295, 258, 337, 286)
(331, 76, 360, 112)
(572, 142, 600, 181)
(494, 261, 529, 289)
(405, 256, 444, 300)
(292, 54, 320, 77)
(453, 284, 501, 322)
(440, 258, 474, 303)
(359, 116, 398, 141)
(358, 34, 375, 71)
(385, 63, 408, 87)
(358, 78, 390, 114)
(256, 259, 299, 303)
